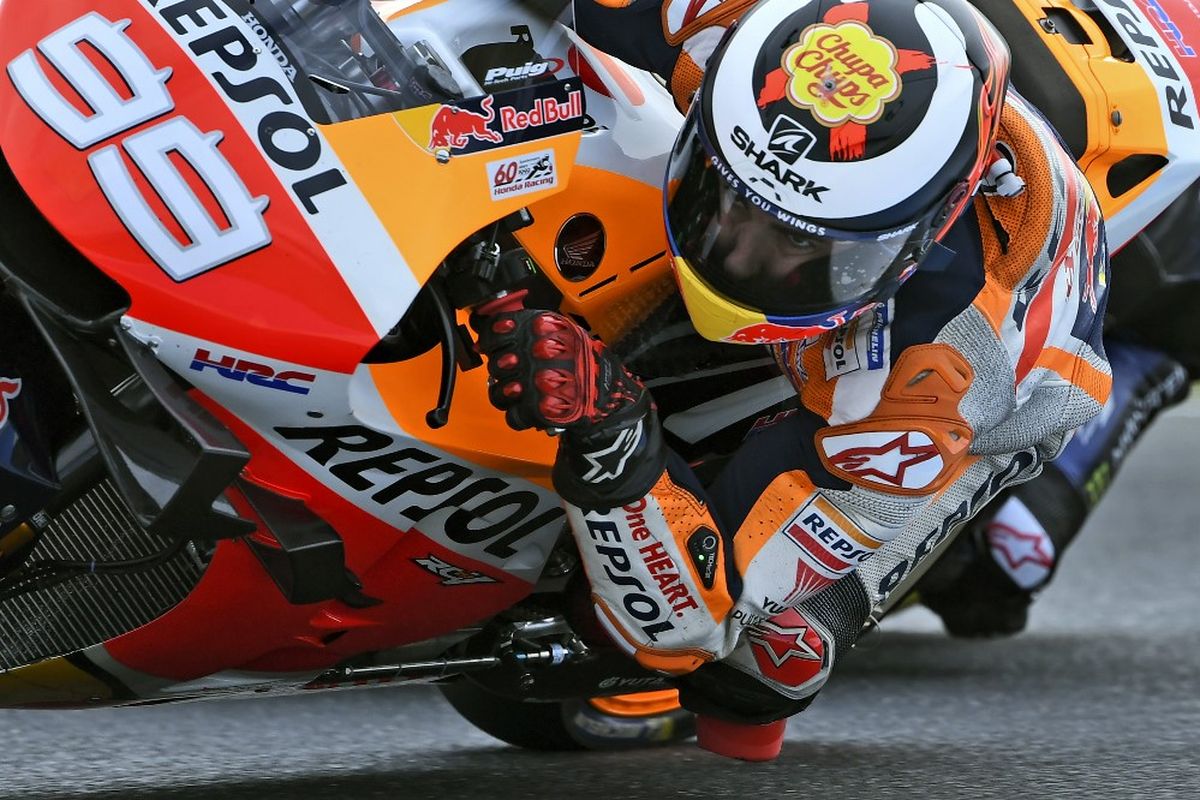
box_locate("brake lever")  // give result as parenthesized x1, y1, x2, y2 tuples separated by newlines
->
(424, 282, 459, 429)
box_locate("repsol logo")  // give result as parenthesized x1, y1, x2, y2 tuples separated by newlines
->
(148, 0, 350, 211)
(730, 126, 829, 201)
(585, 515, 677, 644)
(1097, 0, 1195, 129)
(877, 450, 1042, 598)
(276, 425, 565, 559)
(824, 323, 860, 378)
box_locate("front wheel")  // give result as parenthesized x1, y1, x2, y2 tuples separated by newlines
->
(439, 680, 695, 751)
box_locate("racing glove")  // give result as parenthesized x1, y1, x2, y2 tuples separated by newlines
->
(472, 293, 666, 508)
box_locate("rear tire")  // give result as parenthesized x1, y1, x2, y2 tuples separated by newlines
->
(439, 680, 695, 751)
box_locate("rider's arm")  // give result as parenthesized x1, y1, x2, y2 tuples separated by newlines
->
(573, 0, 754, 106)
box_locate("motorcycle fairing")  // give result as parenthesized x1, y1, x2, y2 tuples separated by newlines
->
(0, 0, 774, 706)
(0, 0, 588, 375)
(0, 1, 413, 371)
(126, 318, 566, 583)
(990, 0, 1200, 250)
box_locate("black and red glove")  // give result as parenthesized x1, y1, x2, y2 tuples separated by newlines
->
(472, 294, 665, 507)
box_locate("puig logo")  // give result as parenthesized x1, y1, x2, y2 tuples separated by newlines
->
(483, 58, 564, 86)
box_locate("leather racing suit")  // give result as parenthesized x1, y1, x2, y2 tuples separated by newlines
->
(560, 0, 1113, 721)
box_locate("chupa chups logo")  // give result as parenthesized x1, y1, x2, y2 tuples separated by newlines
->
(756, 4, 936, 161)
(782, 20, 902, 126)
(0, 378, 21, 428)
(766, 115, 816, 165)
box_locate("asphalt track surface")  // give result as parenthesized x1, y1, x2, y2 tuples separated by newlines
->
(3, 401, 1198, 800)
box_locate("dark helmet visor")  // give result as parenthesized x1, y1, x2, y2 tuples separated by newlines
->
(665, 111, 934, 318)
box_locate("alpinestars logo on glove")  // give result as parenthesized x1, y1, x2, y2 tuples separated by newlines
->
(580, 420, 644, 484)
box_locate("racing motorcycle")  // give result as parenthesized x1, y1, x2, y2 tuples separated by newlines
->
(0, 0, 1197, 751)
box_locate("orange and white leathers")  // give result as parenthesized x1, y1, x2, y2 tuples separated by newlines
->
(567, 0, 1112, 705)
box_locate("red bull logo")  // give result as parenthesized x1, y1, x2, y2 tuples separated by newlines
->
(0, 378, 21, 428)
(429, 95, 504, 152)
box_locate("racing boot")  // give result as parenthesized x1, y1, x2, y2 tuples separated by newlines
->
(921, 339, 1190, 637)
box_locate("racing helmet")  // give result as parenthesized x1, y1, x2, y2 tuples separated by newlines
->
(666, 0, 1011, 344)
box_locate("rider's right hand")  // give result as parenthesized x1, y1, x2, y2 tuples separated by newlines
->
(471, 295, 666, 507)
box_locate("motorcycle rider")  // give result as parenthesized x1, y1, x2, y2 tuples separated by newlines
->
(474, 0, 1184, 759)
